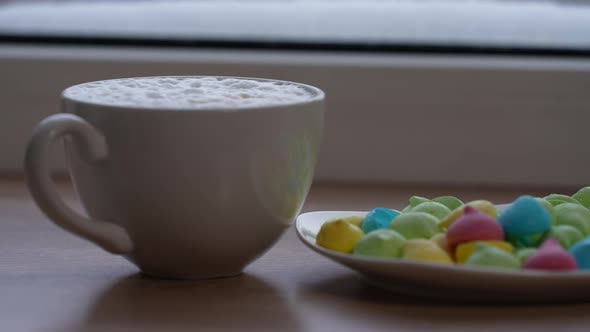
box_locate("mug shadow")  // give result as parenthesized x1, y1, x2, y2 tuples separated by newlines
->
(59, 273, 302, 331)
(298, 273, 590, 326)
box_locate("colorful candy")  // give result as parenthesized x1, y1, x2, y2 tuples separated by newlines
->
(544, 194, 582, 207)
(340, 215, 364, 227)
(432, 196, 464, 211)
(439, 200, 497, 229)
(569, 236, 590, 270)
(353, 229, 405, 258)
(524, 238, 578, 271)
(513, 232, 546, 248)
(464, 243, 520, 270)
(536, 198, 555, 220)
(543, 225, 584, 249)
(572, 187, 590, 209)
(446, 206, 504, 249)
(410, 202, 451, 220)
(361, 208, 400, 233)
(515, 248, 537, 265)
(498, 195, 552, 238)
(316, 188, 590, 272)
(455, 240, 513, 264)
(389, 212, 440, 240)
(402, 195, 462, 213)
(554, 203, 590, 236)
(402, 239, 453, 264)
(431, 233, 451, 255)
(409, 196, 430, 208)
(316, 219, 364, 253)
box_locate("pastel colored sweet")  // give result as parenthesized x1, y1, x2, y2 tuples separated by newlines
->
(390, 212, 440, 240)
(536, 198, 555, 221)
(410, 201, 452, 221)
(353, 229, 406, 258)
(505, 230, 546, 249)
(439, 200, 497, 229)
(498, 195, 552, 238)
(409, 196, 430, 207)
(318, 188, 590, 272)
(464, 243, 520, 270)
(455, 240, 513, 264)
(402, 239, 453, 264)
(515, 248, 537, 265)
(544, 194, 582, 207)
(432, 196, 464, 211)
(554, 203, 590, 236)
(524, 238, 578, 271)
(543, 225, 584, 249)
(573, 187, 590, 209)
(339, 215, 365, 227)
(569, 236, 590, 270)
(401, 196, 430, 213)
(316, 219, 364, 253)
(361, 208, 400, 233)
(446, 206, 504, 249)
(431, 233, 451, 255)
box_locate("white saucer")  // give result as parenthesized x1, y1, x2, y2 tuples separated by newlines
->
(295, 211, 590, 302)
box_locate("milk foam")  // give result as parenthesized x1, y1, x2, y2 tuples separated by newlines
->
(63, 76, 315, 109)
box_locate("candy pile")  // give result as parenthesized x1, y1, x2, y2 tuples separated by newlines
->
(316, 187, 590, 271)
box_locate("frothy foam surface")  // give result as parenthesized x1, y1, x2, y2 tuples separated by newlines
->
(64, 76, 316, 109)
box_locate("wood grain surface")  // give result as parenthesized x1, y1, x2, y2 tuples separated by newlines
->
(1, 178, 588, 332)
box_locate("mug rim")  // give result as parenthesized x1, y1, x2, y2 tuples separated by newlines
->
(61, 75, 325, 113)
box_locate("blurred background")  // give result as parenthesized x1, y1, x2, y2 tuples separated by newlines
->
(1, 0, 589, 188)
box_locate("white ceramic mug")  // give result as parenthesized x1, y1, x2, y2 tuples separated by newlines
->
(25, 76, 325, 279)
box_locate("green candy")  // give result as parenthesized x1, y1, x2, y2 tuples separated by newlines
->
(530, 232, 547, 246)
(536, 198, 556, 222)
(507, 234, 545, 249)
(432, 196, 463, 211)
(506, 236, 528, 249)
(390, 212, 440, 240)
(515, 248, 537, 265)
(409, 196, 430, 207)
(401, 196, 430, 213)
(353, 229, 406, 258)
(542, 225, 584, 249)
(410, 202, 452, 221)
(544, 194, 582, 207)
(554, 203, 590, 236)
(573, 187, 590, 209)
(464, 243, 520, 270)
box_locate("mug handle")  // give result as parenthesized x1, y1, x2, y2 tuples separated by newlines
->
(24, 114, 133, 254)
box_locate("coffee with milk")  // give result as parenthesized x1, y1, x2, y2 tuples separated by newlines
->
(64, 76, 315, 109)
(26, 76, 324, 279)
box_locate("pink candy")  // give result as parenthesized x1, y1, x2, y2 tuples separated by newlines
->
(446, 206, 504, 249)
(524, 238, 578, 271)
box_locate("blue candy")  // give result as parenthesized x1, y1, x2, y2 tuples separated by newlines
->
(570, 236, 590, 270)
(498, 195, 552, 238)
(361, 208, 400, 233)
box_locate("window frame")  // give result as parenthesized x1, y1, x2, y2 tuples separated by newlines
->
(2, 43, 590, 187)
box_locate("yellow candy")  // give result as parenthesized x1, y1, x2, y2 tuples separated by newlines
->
(316, 219, 364, 253)
(431, 233, 451, 256)
(402, 239, 453, 264)
(438, 200, 498, 229)
(339, 215, 365, 227)
(455, 240, 513, 264)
